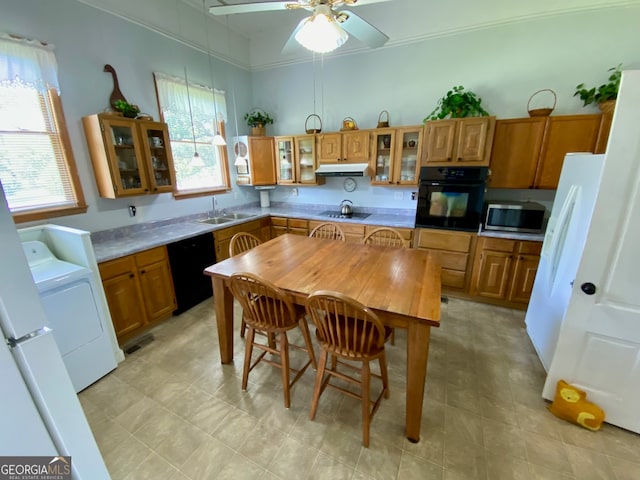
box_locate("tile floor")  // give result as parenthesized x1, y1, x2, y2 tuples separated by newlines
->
(79, 298, 640, 479)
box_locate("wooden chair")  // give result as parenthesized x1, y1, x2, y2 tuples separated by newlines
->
(362, 227, 409, 248)
(309, 222, 346, 241)
(362, 227, 408, 344)
(229, 272, 317, 409)
(228, 232, 264, 339)
(305, 290, 391, 447)
(229, 232, 262, 257)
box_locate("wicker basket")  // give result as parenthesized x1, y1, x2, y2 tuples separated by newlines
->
(341, 117, 358, 131)
(527, 89, 557, 117)
(377, 110, 390, 128)
(305, 114, 322, 134)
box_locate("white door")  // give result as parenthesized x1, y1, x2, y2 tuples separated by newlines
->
(543, 71, 640, 433)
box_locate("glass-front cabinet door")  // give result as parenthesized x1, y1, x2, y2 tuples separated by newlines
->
(139, 122, 175, 193)
(394, 126, 423, 185)
(276, 136, 294, 184)
(295, 135, 317, 184)
(371, 129, 395, 185)
(103, 118, 148, 195)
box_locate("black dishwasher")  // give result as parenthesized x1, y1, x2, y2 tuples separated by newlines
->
(166, 233, 216, 314)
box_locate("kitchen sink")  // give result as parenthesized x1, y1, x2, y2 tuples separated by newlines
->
(198, 217, 233, 225)
(220, 212, 256, 220)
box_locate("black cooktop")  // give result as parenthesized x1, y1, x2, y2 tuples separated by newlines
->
(320, 211, 371, 219)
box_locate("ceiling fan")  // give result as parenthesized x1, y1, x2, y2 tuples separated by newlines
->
(208, 0, 391, 54)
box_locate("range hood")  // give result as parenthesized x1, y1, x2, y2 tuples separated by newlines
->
(315, 163, 370, 177)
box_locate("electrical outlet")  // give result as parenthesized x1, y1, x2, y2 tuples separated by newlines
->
(128, 205, 136, 217)
(291, 188, 298, 197)
(411, 191, 417, 200)
(394, 191, 403, 200)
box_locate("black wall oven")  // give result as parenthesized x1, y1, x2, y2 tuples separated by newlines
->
(415, 166, 489, 231)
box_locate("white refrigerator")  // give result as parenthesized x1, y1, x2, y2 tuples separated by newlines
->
(0, 182, 110, 479)
(524, 70, 640, 433)
(525, 152, 605, 371)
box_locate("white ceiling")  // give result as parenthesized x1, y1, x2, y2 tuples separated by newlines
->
(80, 0, 640, 70)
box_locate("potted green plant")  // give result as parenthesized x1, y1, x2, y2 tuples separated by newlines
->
(424, 85, 490, 122)
(113, 99, 140, 118)
(244, 109, 274, 136)
(574, 64, 622, 113)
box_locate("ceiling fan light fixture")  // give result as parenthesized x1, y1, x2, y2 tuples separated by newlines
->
(295, 10, 348, 53)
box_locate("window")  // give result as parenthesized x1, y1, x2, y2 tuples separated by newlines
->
(0, 33, 86, 222)
(154, 72, 230, 197)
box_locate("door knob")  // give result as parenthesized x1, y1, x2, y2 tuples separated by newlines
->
(581, 282, 596, 295)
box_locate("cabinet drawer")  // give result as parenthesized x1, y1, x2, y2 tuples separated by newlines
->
(272, 226, 288, 237)
(416, 229, 472, 253)
(429, 250, 469, 271)
(365, 225, 413, 241)
(288, 218, 308, 229)
(518, 241, 542, 255)
(289, 228, 308, 236)
(481, 237, 516, 253)
(271, 217, 288, 227)
(340, 223, 366, 235)
(135, 246, 167, 267)
(99, 255, 136, 280)
(442, 269, 466, 289)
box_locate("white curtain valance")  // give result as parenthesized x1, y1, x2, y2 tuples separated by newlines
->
(154, 71, 227, 122)
(0, 33, 59, 93)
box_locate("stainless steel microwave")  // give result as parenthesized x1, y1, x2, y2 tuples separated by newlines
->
(484, 201, 546, 233)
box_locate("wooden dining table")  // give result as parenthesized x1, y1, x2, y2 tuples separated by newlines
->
(204, 233, 441, 442)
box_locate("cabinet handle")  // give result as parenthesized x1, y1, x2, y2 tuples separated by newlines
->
(457, 157, 462, 162)
(447, 157, 452, 162)
(140, 270, 146, 274)
(336, 158, 340, 162)
(129, 273, 134, 278)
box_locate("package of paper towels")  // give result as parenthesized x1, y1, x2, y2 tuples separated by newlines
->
(259, 190, 270, 208)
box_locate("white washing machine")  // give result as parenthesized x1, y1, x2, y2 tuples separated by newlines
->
(22, 240, 117, 392)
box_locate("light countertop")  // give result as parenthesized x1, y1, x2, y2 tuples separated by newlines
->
(91, 203, 545, 263)
(91, 204, 416, 263)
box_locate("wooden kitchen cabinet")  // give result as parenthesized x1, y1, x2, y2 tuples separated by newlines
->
(83, 114, 176, 198)
(490, 114, 607, 189)
(535, 115, 602, 189)
(234, 136, 277, 186)
(421, 117, 496, 166)
(470, 237, 541, 307)
(364, 224, 414, 245)
(99, 246, 176, 345)
(370, 126, 422, 186)
(488, 117, 546, 189)
(214, 217, 272, 262)
(271, 217, 309, 237)
(308, 220, 365, 243)
(316, 130, 370, 164)
(413, 228, 476, 293)
(275, 135, 324, 185)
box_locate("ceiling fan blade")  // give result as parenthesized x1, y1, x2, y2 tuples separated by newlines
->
(342, 0, 392, 7)
(281, 16, 307, 55)
(337, 10, 388, 48)
(209, 2, 294, 15)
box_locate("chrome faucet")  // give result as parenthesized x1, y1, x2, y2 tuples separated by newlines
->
(210, 196, 225, 217)
(210, 196, 218, 217)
